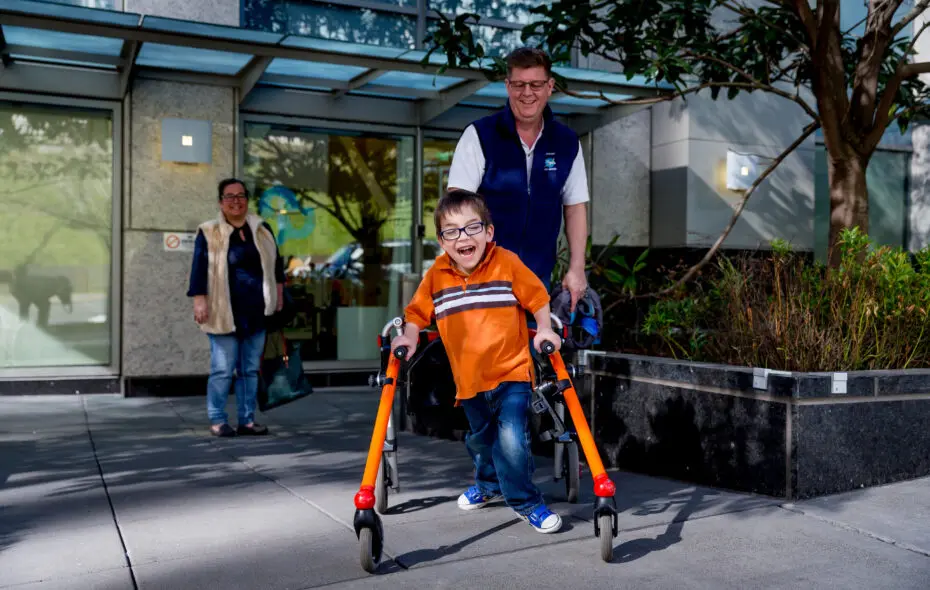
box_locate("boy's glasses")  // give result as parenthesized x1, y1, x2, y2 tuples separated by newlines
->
(439, 221, 486, 242)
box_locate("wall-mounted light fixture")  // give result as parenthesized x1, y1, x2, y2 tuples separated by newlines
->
(162, 118, 211, 164)
(725, 149, 763, 191)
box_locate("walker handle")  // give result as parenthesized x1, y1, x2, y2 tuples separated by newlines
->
(541, 341, 556, 355)
(394, 346, 408, 359)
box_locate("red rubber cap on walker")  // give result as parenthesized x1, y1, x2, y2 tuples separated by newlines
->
(354, 485, 376, 510)
(593, 473, 616, 498)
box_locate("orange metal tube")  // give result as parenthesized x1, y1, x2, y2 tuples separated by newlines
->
(549, 351, 606, 479)
(354, 356, 401, 509)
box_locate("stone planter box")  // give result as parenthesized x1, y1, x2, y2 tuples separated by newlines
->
(586, 352, 930, 499)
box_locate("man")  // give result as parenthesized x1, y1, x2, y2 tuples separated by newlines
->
(447, 47, 589, 312)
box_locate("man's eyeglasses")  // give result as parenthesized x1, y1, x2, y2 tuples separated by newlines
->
(507, 79, 550, 91)
(221, 193, 247, 201)
(439, 221, 486, 242)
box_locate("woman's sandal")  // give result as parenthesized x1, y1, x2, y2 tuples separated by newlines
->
(211, 424, 236, 437)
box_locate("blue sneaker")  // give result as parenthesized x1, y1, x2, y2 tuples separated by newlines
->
(457, 486, 501, 510)
(521, 505, 562, 534)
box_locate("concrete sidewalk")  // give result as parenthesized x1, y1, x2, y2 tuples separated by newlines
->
(1, 390, 928, 589)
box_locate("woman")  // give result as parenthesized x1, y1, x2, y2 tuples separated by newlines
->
(188, 178, 285, 437)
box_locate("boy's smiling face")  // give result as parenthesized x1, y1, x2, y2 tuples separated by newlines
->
(438, 204, 494, 275)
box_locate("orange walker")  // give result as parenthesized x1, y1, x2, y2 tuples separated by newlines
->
(353, 316, 619, 572)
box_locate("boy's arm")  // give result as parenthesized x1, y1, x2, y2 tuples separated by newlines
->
(403, 269, 436, 334)
(509, 252, 552, 319)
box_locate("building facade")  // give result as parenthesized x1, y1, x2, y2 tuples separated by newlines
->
(0, 0, 923, 393)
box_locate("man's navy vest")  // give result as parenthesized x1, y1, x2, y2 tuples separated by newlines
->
(471, 104, 579, 287)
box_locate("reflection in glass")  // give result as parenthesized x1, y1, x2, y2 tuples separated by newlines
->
(0, 105, 113, 368)
(243, 123, 415, 361)
(428, 0, 550, 23)
(243, 0, 417, 48)
(423, 138, 458, 243)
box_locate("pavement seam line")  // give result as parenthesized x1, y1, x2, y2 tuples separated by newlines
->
(162, 399, 407, 569)
(80, 395, 140, 590)
(779, 504, 930, 558)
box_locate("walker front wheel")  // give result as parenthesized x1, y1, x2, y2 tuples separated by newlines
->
(359, 526, 379, 573)
(598, 514, 614, 562)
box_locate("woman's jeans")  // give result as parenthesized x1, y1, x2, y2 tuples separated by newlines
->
(460, 381, 543, 516)
(206, 330, 265, 426)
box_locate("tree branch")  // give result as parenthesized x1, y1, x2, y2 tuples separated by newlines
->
(892, 0, 930, 36)
(793, 0, 819, 45)
(869, 59, 930, 149)
(630, 121, 822, 302)
(687, 52, 818, 118)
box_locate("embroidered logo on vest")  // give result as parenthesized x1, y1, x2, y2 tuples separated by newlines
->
(544, 154, 557, 171)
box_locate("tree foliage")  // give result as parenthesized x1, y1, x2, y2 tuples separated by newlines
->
(425, 1, 930, 269)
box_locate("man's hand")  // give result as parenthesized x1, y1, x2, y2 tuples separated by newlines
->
(276, 283, 284, 312)
(562, 266, 588, 313)
(193, 295, 209, 324)
(390, 333, 418, 361)
(533, 328, 561, 354)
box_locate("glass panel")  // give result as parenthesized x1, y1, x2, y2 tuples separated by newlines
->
(141, 16, 285, 45)
(38, 0, 118, 7)
(243, 122, 414, 361)
(422, 137, 457, 271)
(428, 0, 549, 24)
(0, 103, 113, 369)
(368, 71, 463, 91)
(553, 66, 673, 91)
(813, 145, 829, 262)
(2, 26, 124, 56)
(550, 93, 631, 107)
(867, 150, 908, 249)
(281, 35, 411, 59)
(243, 0, 417, 49)
(3, 0, 138, 25)
(9, 54, 119, 69)
(813, 145, 909, 262)
(265, 58, 369, 81)
(136, 44, 253, 75)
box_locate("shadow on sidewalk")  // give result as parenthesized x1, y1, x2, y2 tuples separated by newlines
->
(608, 487, 706, 563)
(391, 517, 578, 568)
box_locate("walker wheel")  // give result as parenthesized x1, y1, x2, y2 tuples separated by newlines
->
(598, 514, 614, 562)
(375, 460, 389, 514)
(359, 526, 379, 573)
(564, 442, 580, 503)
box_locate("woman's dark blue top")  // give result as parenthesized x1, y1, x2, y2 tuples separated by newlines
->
(187, 222, 285, 336)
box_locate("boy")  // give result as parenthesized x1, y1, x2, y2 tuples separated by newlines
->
(390, 189, 563, 534)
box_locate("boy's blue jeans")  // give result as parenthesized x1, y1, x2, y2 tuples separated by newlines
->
(460, 381, 544, 516)
(206, 330, 265, 426)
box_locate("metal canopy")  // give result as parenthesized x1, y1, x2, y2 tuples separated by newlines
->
(0, 0, 671, 132)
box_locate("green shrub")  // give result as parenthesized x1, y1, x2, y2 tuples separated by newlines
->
(641, 228, 930, 371)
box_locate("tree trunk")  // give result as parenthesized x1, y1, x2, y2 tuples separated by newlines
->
(827, 146, 870, 267)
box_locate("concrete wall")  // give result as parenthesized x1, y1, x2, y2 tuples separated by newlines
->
(124, 0, 239, 26)
(576, 54, 653, 247)
(651, 88, 816, 250)
(122, 80, 236, 377)
(590, 108, 652, 247)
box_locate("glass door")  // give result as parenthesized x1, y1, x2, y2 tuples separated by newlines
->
(0, 101, 116, 371)
(243, 121, 414, 362)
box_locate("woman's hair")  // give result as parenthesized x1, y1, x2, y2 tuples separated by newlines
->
(217, 177, 249, 200)
(434, 189, 493, 235)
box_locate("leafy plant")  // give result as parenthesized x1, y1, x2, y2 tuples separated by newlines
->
(642, 228, 930, 371)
